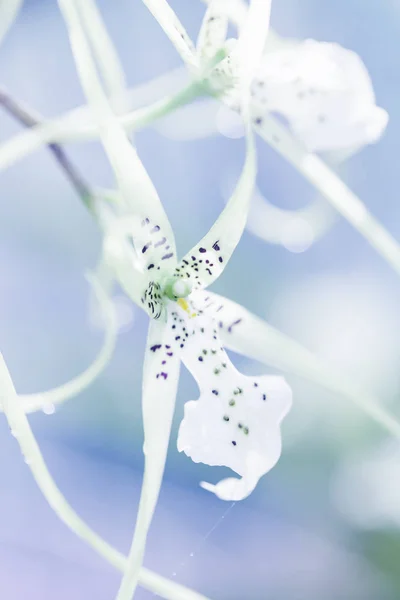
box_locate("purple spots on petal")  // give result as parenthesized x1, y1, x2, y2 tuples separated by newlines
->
(154, 237, 167, 248)
(227, 318, 242, 333)
(156, 372, 168, 380)
(142, 242, 152, 253)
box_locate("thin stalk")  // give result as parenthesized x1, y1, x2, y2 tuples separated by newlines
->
(0, 87, 94, 211)
(0, 91, 208, 600)
(0, 354, 210, 600)
(0, 81, 204, 172)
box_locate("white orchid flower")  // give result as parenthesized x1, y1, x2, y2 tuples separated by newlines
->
(58, 0, 278, 598)
(0, 0, 270, 170)
(250, 39, 388, 153)
(105, 213, 292, 503)
(2, 0, 398, 279)
(156, 1, 389, 253)
(186, 1, 388, 152)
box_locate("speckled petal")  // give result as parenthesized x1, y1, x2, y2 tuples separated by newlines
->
(59, 0, 176, 250)
(142, 0, 197, 70)
(175, 120, 256, 291)
(252, 39, 388, 152)
(105, 215, 177, 275)
(115, 316, 181, 598)
(197, 0, 228, 63)
(177, 312, 292, 500)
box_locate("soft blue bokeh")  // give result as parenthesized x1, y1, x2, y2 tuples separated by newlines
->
(1, 0, 400, 598)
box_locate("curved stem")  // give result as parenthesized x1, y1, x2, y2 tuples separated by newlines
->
(0, 81, 204, 172)
(18, 274, 118, 414)
(0, 354, 210, 600)
(0, 87, 93, 209)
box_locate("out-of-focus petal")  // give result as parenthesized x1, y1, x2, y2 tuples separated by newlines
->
(196, 0, 228, 64)
(252, 40, 388, 151)
(141, 0, 197, 69)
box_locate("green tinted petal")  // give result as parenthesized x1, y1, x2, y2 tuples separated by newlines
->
(177, 117, 255, 290)
(116, 318, 181, 600)
(196, 0, 228, 64)
(0, 355, 210, 600)
(75, 0, 127, 106)
(59, 0, 176, 251)
(233, 0, 272, 86)
(142, 0, 197, 69)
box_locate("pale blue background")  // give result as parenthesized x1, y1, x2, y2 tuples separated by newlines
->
(1, 0, 400, 598)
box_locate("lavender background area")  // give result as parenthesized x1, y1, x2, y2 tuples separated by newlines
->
(1, 0, 400, 598)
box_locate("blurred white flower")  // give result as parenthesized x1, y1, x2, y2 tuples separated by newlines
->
(251, 39, 388, 152)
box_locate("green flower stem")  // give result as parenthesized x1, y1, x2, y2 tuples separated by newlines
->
(0, 87, 94, 211)
(0, 81, 205, 172)
(0, 92, 209, 600)
(0, 354, 210, 600)
(119, 80, 205, 133)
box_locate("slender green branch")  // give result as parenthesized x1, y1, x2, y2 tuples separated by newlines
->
(0, 87, 95, 211)
(0, 80, 205, 173)
(0, 354, 210, 600)
(0, 90, 208, 600)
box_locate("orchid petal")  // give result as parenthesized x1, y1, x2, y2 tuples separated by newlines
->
(202, 291, 400, 439)
(105, 214, 177, 276)
(176, 118, 255, 290)
(196, 0, 228, 64)
(0, 355, 210, 600)
(12, 273, 117, 414)
(178, 309, 291, 500)
(252, 39, 388, 152)
(59, 0, 176, 253)
(0, 0, 23, 44)
(175, 0, 275, 290)
(75, 0, 126, 106)
(233, 0, 272, 87)
(200, 0, 248, 32)
(141, 0, 197, 70)
(103, 224, 149, 309)
(116, 317, 181, 600)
